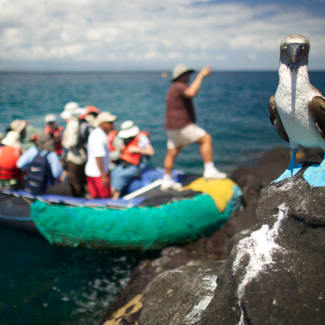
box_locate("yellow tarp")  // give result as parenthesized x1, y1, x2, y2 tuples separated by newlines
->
(184, 177, 236, 212)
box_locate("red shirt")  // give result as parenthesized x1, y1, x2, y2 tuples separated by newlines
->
(165, 81, 196, 130)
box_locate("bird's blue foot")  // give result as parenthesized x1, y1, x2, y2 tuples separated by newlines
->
(272, 149, 302, 184)
(303, 158, 325, 187)
(272, 164, 303, 183)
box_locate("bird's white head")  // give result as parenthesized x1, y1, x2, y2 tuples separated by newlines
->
(280, 34, 310, 70)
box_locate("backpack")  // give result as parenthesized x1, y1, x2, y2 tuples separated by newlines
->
(25, 151, 53, 194)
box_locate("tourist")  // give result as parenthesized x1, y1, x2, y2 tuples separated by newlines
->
(0, 131, 24, 190)
(61, 102, 88, 197)
(111, 120, 154, 199)
(44, 114, 63, 156)
(107, 126, 124, 171)
(161, 64, 227, 190)
(17, 132, 62, 194)
(7, 119, 28, 144)
(85, 111, 117, 198)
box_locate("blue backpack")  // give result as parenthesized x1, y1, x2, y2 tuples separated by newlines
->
(25, 151, 53, 194)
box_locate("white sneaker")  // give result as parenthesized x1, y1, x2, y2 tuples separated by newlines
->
(204, 168, 227, 180)
(160, 178, 183, 191)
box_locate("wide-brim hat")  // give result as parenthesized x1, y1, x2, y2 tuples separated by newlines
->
(118, 120, 140, 139)
(36, 132, 56, 151)
(45, 114, 57, 123)
(172, 64, 195, 81)
(10, 119, 28, 133)
(60, 101, 86, 119)
(1, 131, 21, 148)
(95, 111, 117, 127)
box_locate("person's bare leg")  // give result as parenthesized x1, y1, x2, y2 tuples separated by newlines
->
(196, 133, 227, 179)
(112, 190, 120, 199)
(197, 133, 213, 163)
(162, 146, 183, 190)
(164, 147, 182, 175)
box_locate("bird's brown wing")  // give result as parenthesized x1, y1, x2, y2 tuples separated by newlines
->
(308, 96, 325, 139)
(268, 95, 289, 142)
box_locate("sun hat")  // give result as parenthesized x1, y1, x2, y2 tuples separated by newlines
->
(1, 131, 21, 148)
(36, 132, 56, 151)
(44, 114, 57, 123)
(95, 112, 117, 127)
(118, 120, 140, 139)
(172, 64, 195, 81)
(80, 105, 100, 120)
(60, 101, 86, 120)
(10, 119, 28, 134)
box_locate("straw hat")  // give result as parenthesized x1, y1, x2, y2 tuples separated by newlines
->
(95, 112, 117, 127)
(172, 64, 195, 81)
(1, 131, 21, 148)
(118, 120, 140, 139)
(36, 132, 56, 151)
(10, 119, 28, 133)
(45, 114, 57, 123)
(60, 101, 86, 119)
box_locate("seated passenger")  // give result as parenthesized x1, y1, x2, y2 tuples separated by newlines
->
(17, 132, 63, 194)
(44, 114, 63, 156)
(0, 131, 23, 190)
(107, 126, 124, 171)
(85, 112, 117, 198)
(111, 120, 154, 199)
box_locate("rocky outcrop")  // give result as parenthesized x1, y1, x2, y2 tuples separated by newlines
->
(200, 175, 325, 324)
(102, 147, 325, 325)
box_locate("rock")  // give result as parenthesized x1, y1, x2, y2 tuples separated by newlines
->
(139, 260, 223, 325)
(200, 173, 325, 324)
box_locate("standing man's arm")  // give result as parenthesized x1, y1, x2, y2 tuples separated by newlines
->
(184, 65, 211, 98)
(95, 157, 109, 187)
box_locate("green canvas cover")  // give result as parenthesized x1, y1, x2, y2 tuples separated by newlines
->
(31, 192, 237, 250)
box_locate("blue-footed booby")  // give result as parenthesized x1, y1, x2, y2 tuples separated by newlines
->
(269, 34, 325, 186)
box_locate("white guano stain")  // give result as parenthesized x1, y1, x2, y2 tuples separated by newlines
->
(232, 203, 288, 324)
(184, 275, 218, 324)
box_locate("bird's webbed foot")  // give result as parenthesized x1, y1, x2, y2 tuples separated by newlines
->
(303, 155, 325, 187)
(272, 149, 302, 184)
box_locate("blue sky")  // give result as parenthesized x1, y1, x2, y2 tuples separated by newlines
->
(1, 0, 325, 71)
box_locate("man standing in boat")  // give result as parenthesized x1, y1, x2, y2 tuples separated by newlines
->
(161, 64, 227, 190)
(85, 112, 117, 198)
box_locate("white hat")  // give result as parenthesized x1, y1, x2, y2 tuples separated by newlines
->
(45, 114, 57, 123)
(172, 64, 195, 81)
(10, 119, 28, 133)
(60, 101, 86, 119)
(95, 112, 117, 127)
(1, 131, 21, 148)
(118, 120, 140, 139)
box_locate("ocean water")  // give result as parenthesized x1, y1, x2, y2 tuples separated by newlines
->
(0, 71, 324, 324)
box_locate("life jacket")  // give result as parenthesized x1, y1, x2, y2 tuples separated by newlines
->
(44, 125, 63, 156)
(25, 151, 53, 194)
(107, 130, 118, 151)
(0, 146, 22, 180)
(120, 131, 149, 166)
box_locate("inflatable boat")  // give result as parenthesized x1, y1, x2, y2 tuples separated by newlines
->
(0, 168, 242, 250)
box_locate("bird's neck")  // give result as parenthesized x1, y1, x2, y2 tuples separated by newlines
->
(278, 63, 310, 90)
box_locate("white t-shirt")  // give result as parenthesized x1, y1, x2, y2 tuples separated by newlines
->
(85, 127, 110, 177)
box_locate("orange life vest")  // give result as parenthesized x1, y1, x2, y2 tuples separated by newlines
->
(120, 131, 149, 166)
(107, 130, 118, 151)
(44, 125, 63, 156)
(0, 145, 22, 180)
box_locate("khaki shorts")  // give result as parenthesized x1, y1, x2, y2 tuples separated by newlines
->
(166, 123, 207, 149)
